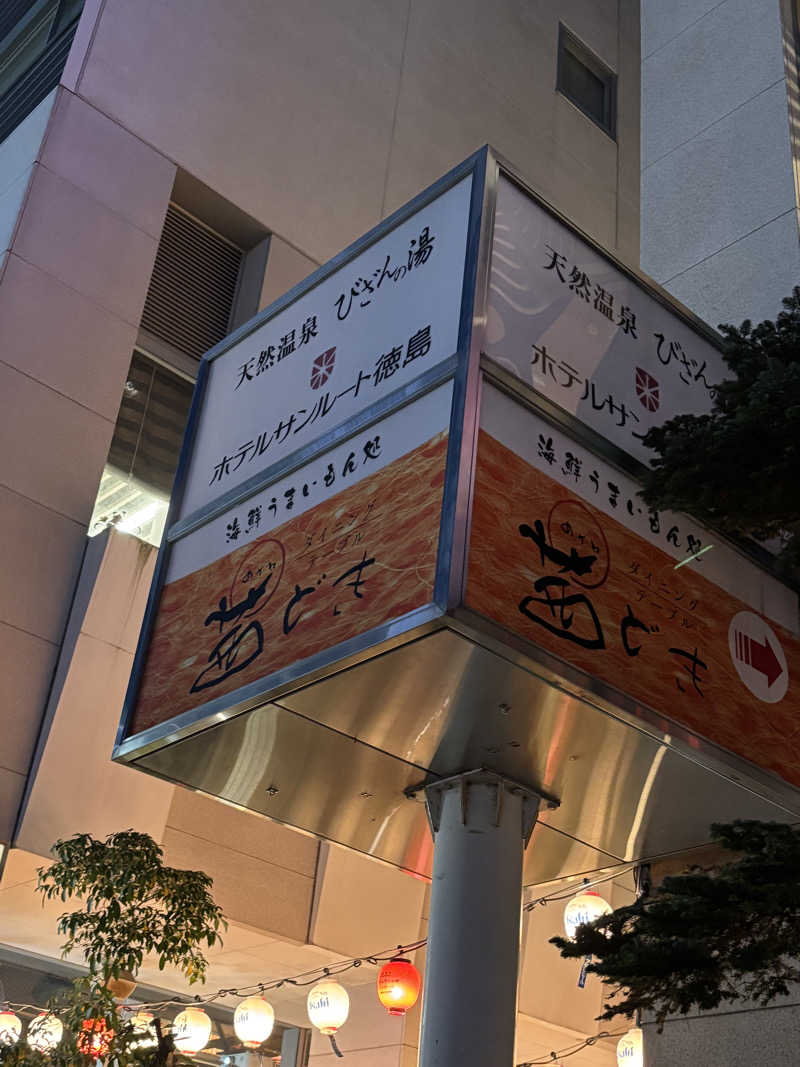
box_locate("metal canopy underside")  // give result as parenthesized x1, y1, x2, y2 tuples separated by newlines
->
(134, 627, 800, 886)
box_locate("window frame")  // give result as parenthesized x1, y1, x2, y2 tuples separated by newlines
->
(556, 22, 617, 140)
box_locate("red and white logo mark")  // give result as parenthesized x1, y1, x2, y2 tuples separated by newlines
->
(310, 347, 336, 390)
(635, 367, 660, 412)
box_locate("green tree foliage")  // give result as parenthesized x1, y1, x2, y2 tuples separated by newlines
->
(550, 821, 800, 1027)
(640, 288, 800, 567)
(37, 830, 225, 984)
(1, 830, 226, 1066)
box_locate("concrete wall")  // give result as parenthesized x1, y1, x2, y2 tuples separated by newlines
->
(71, 0, 641, 267)
(644, 1002, 800, 1067)
(0, 84, 176, 842)
(641, 0, 800, 328)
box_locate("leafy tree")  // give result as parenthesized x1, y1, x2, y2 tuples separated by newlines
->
(1, 830, 226, 1066)
(640, 288, 800, 568)
(551, 821, 800, 1028)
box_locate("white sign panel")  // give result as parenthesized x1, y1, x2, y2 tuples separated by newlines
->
(485, 177, 728, 463)
(168, 382, 454, 582)
(480, 384, 797, 631)
(179, 176, 473, 518)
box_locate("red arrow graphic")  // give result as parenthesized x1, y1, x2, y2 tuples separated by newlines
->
(734, 630, 783, 687)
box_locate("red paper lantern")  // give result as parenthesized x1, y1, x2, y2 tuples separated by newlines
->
(377, 958, 421, 1017)
(76, 1018, 114, 1058)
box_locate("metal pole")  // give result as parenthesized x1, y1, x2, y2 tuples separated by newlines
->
(417, 770, 547, 1067)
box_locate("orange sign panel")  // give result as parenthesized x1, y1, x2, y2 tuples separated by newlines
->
(130, 432, 448, 735)
(465, 429, 800, 788)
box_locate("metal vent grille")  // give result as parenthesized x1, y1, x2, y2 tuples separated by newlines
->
(141, 204, 244, 361)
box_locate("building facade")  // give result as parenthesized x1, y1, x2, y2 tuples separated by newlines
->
(641, 2, 800, 1063)
(0, 2, 642, 1065)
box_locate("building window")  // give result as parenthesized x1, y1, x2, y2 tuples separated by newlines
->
(0, 0, 84, 144)
(89, 351, 194, 546)
(556, 23, 616, 139)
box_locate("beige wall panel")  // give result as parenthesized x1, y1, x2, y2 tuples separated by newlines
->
(0, 767, 26, 842)
(0, 91, 55, 199)
(0, 169, 33, 257)
(0, 848, 43, 891)
(60, 0, 104, 92)
(40, 91, 175, 239)
(410, 0, 559, 122)
(0, 486, 86, 643)
(80, 532, 157, 653)
(76, 0, 408, 262)
(382, 13, 621, 253)
(259, 235, 319, 313)
(15, 632, 174, 855)
(0, 361, 113, 524)
(166, 788, 318, 879)
(160, 826, 314, 943)
(310, 843, 426, 956)
(382, 26, 554, 214)
(12, 164, 159, 326)
(0, 866, 77, 957)
(0, 623, 58, 776)
(0, 255, 137, 421)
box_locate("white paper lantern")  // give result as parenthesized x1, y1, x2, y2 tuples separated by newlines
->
(307, 979, 350, 1036)
(563, 888, 613, 939)
(0, 1011, 21, 1047)
(234, 996, 275, 1048)
(173, 1007, 212, 1054)
(27, 1013, 63, 1052)
(617, 1026, 643, 1067)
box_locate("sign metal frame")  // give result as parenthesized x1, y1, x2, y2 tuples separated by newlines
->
(116, 146, 797, 821)
(115, 147, 490, 762)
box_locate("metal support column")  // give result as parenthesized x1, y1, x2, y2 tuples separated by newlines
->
(416, 769, 551, 1067)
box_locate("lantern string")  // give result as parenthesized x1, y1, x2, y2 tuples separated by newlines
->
(515, 1027, 629, 1066)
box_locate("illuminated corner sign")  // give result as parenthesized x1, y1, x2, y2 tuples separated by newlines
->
(177, 176, 474, 520)
(118, 148, 800, 834)
(484, 176, 728, 466)
(465, 382, 800, 789)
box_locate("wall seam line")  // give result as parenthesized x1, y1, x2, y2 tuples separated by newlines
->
(0, 353, 118, 424)
(643, 76, 787, 173)
(642, 0, 731, 61)
(660, 206, 798, 284)
(379, 0, 413, 220)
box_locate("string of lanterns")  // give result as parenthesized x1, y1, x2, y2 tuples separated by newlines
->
(0, 865, 642, 1064)
(0, 950, 424, 1058)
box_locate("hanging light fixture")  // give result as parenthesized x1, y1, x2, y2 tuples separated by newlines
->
(307, 979, 350, 1036)
(234, 996, 275, 1048)
(172, 1007, 212, 1054)
(376, 957, 421, 1017)
(0, 1010, 21, 1046)
(616, 1026, 644, 1066)
(76, 1018, 115, 1058)
(26, 1013, 63, 1052)
(563, 887, 613, 939)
